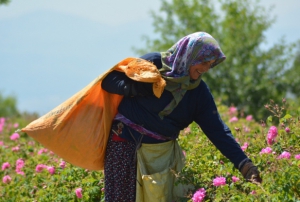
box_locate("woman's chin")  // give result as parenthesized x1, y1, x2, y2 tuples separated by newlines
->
(190, 75, 200, 80)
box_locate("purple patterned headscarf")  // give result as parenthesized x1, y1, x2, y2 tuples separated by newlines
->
(162, 32, 226, 77)
(158, 32, 226, 118)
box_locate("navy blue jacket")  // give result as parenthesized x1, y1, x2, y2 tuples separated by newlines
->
(101, 52, 248, 168)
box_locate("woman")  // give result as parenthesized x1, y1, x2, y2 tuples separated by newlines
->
(101, 32, 261, 202)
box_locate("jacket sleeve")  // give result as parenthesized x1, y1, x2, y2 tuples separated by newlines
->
(101, 70, 153, 97)
(101, 52, 163, 97)
(194, 82, 249, 169)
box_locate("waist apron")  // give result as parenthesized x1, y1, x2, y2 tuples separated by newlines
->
(136, 140, 193, 202)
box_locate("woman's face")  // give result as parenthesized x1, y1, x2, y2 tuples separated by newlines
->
(189, 59, 216, 80)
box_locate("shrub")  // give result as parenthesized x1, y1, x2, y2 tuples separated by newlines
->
(1, 99, 300, 201)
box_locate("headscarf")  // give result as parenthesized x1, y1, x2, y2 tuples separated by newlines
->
(158, 32, 226, 118)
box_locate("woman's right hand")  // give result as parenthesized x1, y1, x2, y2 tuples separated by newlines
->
(240, 161, 262, 183)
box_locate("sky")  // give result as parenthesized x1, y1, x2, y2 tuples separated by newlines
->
(1, 0, 300, 116)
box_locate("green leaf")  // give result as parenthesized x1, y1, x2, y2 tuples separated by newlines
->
(267, 116, 273, 123)
(280, 114, 292, 122)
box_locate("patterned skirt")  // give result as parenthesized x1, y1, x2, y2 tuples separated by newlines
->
(104, 123, 137, 202)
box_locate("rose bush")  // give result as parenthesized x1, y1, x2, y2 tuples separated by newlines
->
(0, 117, 104, 201)
(1, 99, 300, 201)
(177, 99, 300, 201)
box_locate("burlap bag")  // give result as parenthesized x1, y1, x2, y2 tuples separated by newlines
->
(21, 58, 166, 170)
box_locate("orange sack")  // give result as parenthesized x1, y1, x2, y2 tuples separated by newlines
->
(21, 58, 166, 170)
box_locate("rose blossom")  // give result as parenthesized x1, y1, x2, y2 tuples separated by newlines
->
(2, 162, 10, 170)
(47, 166, 56, 175)
(192, 188, 206, 202)
(28, 141, 35, 146)
(16, 169, 25, 175)
(184, 127, 191, 134)
(285, 127, 290, 133)
(11, 146, 20, 152)
(38, 148, 48, 155)
(35, 164, 47, 172)
(10, 133, 20, 141)
(0, 117, 5, 124)
(295, 154, 300, 160)
(75, 188, 83, 198)
(213, 177, 226, 186)
(244, 126, 250, 133)
(278, 151, 291, 159)
(2, 175, 12, 184)
(232, 176, 240, 183)
(229, 117, 238, 123)
(241, 142, 249, 151)
(246, 115, 253, 121)
(267, 126, 278, 145)
(59, 160, 66, 169)
(229, 106, 237, 115)
(16, 159, 25, 169)
(260, 147, 272, 154)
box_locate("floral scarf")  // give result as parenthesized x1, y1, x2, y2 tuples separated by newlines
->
(159, 32, 226, 118)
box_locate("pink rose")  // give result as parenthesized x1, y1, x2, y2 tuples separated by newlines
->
(241, 142, 249, 151)
(243, 126, 250, 133)
(232, 176, 240, 183)
(47, 166, 55, 175)
(278, 151, 291, 159)
(0, 117, 5, 124)
(246, 115, 253, 121)
(285, 127, 290, 133)
(16, 169, 25, 176)
(267, 126, 278, 145)
(213, 177, 226, 186)
(192, 188, 206, 202)
(16, 159, 25, 169)
(75, 188, 83, 198)
(10, 133, 20, 141)
(28, 141, 35, 146)
(260, 147, 272, 154)
(35, 164, 47, 172)
(11, 146, 20, 152)
(38, 148, 48, 155)
(184, 127, 191, 134)
(229, 106, 237, 115)
(229, 117, 238, 123)
(59, 160, 66, 169)
(2, 162, 10, 170)
(2, 175, 12, 184)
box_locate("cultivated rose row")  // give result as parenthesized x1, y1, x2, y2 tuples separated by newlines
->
(1, 104, 300, 202)
(0, 117, 86, 199)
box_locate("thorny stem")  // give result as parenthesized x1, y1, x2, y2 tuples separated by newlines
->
(250, 179, 266, 193)
(265, 99, 286, 123)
